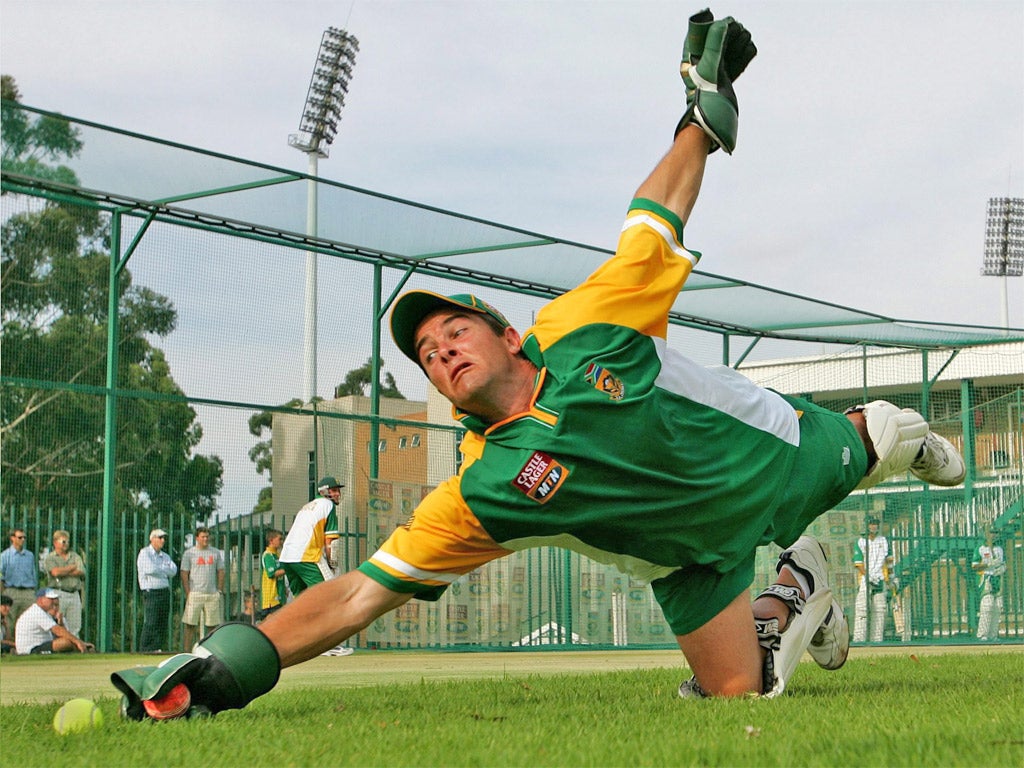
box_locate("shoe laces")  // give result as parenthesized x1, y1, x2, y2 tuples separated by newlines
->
(910, 433, 947, 471)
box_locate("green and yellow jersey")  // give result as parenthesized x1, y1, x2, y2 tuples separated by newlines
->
(362, 199, 866, 634)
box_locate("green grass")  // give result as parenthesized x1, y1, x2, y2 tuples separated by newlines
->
(1, 652, 1022, 767)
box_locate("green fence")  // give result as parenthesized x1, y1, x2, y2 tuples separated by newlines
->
(5, 491, 1021, 652)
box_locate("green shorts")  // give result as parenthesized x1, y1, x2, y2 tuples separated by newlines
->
(280, 561, 331, 595)
(652, 396, 867, 636)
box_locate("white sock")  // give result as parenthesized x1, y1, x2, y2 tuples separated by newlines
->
(780, 565, 811, 599)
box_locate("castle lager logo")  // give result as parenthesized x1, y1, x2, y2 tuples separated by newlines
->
(512, 450, 568, 504)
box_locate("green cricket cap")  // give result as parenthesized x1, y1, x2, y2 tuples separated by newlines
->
(390, 291, 511, 363)
(317, 476, 344, 493)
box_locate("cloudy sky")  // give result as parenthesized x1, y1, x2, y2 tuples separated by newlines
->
(3, 0, 1022, 326)
(3, 0, 1022, 516)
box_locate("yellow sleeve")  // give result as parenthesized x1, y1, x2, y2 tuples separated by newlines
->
(361, 474, 510, 593)
(527, 201, 698, 349)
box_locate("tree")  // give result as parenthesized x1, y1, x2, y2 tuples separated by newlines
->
(2, 75, 82, 188)
(1, 77, 222, 519)
(247, 398, 302, 515)
(334, 358, 405, 399)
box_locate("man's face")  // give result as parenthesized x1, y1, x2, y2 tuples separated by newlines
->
(414, 311, 521, 416)
(151, 535, 166, 551)
(54, 536, 69, 554)
(39, 595, 59, 616)
(196, 531, 210, 549)
(322, 487, 342, 505)
(9, 531, 25, 551)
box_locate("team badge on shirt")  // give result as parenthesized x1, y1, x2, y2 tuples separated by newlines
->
(584, 362, 625, 400)
(512, 451, 569, 504)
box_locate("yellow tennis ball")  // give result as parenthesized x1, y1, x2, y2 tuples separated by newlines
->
(53, 698, 104, 735)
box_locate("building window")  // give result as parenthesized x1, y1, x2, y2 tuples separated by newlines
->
(411, 434, 421, 448)
(399, 436, 408, 449)
(378, 440, 387, 453)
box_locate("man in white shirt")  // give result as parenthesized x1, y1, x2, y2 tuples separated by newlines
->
(14, 588, 94, 654)
(973, 530, 1006, 641)
(853, 517, 892, 642)
(137, 529, 178, 652)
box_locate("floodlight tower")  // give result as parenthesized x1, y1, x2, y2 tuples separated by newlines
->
(980, 197, 1024, 329)
(289, 27, 359, 403)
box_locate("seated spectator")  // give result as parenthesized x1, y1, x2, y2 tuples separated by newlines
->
(14, 588, 95, 654)
(1, 594, 16, 654)
(232, 590, 259, 625)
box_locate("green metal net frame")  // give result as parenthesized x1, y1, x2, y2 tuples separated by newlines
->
(3, 102, 1022, 651)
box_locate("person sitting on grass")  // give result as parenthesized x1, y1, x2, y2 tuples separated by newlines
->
(15, 588, 94, 654)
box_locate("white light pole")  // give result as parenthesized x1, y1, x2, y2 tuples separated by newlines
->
(980, 197, 1024, 329)
(289, 27, 359, 403)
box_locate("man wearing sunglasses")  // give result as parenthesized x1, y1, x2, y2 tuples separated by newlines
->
(1, 528, 37, 628)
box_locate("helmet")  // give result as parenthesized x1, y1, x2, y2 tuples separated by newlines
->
(317, 476, 344, 494)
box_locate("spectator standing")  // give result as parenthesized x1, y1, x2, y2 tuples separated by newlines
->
(180, 527, 225, 651)
(853, 516, 892, 642)
(43, 529, 86, 637)
(1, 528, 38, 628)
(1, 594, 15, 654)
(14, 588, 94, 654)
(137, 529, 178, 652)
(260, 529, 287, 620)
(973, 530, 1006, 641)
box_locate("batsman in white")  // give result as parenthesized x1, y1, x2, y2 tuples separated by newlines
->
(112, 7, 966, 717)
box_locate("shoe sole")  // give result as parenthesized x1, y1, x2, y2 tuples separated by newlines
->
(808, 599, 849, 670)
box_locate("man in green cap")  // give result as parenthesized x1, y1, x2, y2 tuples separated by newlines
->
(113, 8, 965, 717)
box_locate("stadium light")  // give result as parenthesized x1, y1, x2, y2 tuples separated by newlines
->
(980, 197, 1024, 329)
(289, 27, 359, 404)
(289, 27, 359, 158)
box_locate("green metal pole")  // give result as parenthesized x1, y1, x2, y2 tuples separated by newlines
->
(98, 212, 122, 653)
(961, 379, 975, 501)
(370, 264, 383, 479)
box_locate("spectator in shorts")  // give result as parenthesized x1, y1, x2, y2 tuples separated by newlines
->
(181, 527, 225, 651)
(14, 588, 94, 654)
(43, 529, 87, 638)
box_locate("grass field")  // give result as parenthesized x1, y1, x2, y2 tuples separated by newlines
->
(2, 647, 1022, 767)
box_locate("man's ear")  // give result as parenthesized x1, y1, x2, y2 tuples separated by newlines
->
(503, 325, 523, 354)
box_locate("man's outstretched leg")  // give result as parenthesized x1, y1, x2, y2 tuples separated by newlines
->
(677, 536, 846, 699)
